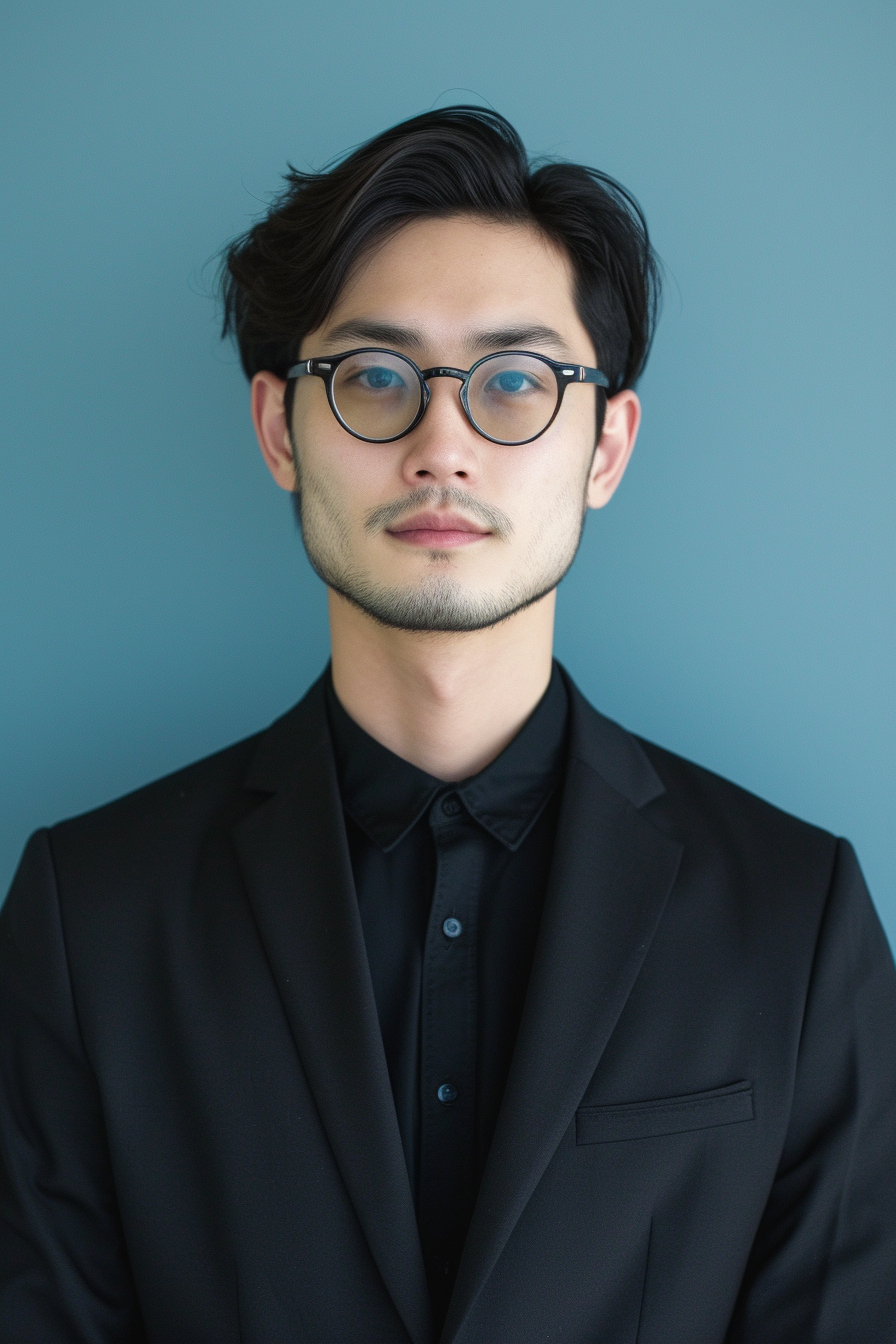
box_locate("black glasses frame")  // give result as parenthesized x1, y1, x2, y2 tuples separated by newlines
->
(285, 347, 610, 446)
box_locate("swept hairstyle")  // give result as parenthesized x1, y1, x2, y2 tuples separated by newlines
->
(220, 107, 661, 409)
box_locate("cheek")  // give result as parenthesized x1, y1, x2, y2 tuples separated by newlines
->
(297, 420, 402, 517)
(488, 422, 594, 516)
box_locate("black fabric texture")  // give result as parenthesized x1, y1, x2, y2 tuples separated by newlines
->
(325, 665, 568, 1320)
(1, 667, 895, 1343)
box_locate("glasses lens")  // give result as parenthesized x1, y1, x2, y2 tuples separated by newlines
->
(467, 353, 559, 443)
(330, 351, 422, 440)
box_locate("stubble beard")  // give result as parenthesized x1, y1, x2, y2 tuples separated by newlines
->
(292, 468, 590, 635)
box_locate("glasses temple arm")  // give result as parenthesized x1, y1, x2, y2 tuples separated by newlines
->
(579, 367, 610, 389)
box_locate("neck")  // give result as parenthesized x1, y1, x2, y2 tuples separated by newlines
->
(328, 589, 556, 781)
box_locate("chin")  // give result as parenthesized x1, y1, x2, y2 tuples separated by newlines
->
(329, 571, 559, 635)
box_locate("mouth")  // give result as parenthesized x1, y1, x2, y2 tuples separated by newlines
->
(385, 510, 492, 549)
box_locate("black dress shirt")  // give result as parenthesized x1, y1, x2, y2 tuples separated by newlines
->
(325, 665, 568, 1321)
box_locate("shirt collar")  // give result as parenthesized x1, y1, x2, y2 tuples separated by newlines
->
(325, 663, 569, 853)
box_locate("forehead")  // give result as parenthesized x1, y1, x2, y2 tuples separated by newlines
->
(317, 215, 589, 351)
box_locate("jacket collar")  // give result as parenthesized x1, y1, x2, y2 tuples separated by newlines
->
(236, 667, 682, 1344)
(441, 672, 682, 1341)
(235, 675, 432, 1344)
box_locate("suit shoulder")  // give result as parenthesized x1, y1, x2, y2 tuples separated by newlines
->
(634, 733, 840, 881)
(45, 729, 264, 888)
(563, 671, 837, 865)
(636, 734, 826, 830)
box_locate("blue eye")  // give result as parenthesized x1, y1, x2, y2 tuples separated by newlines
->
(487, 369, 534, 395)
(360, 366, 405, 390)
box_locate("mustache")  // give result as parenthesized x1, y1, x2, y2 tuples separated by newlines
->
(363, 487, 514, 540)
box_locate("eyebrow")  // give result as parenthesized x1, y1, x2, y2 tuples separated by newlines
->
(322, 320, 427, 351)
(318, 320, 575, 360)
(463, 325, 572, 356)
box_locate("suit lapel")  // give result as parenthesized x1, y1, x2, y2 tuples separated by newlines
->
(232, 681, 431, 1344)
(443, 683, 683, 1342)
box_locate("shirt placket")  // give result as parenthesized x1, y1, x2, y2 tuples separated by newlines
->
(417, 789, 481, 1307)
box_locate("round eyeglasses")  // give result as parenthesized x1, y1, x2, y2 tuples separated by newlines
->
(286, 348, 610, 446)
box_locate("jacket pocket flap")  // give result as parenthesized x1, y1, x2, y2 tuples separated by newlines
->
(576, 1081, 754, 1144)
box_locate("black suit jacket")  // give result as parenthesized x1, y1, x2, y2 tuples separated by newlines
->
(2, 672, 895, 1343)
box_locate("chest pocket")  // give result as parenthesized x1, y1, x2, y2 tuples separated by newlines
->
(576, 1080, 754, 1144)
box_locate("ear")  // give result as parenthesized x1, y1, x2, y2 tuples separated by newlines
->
(585, 388, 641, 510)
(251, 371, 296, 492)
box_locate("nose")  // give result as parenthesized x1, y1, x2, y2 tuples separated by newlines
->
(398, 375, 482, 487)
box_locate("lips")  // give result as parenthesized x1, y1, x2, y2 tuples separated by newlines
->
(386, 510, 491, 549)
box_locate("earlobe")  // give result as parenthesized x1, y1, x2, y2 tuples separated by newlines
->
(586, 389, 641, 510)
(251, 371, 297, 492)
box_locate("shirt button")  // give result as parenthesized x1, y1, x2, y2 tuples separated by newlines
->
(437, 1083, 458, 1105)
(442, 917, 462, 939)
(441, 794, 462, 817)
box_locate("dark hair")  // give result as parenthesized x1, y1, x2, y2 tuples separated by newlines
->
(220, 107, 661, 398)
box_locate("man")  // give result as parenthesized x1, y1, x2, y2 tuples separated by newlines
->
(1, 107, 894, 1343)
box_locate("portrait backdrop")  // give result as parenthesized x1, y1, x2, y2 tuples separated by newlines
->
(1, 1, 894, 944)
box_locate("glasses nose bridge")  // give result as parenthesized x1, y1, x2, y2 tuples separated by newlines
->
(420, 365, 469, 386)
(417, 365, 474, 433)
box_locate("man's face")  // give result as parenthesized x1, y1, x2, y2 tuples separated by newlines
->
(287, 215, 616, 632)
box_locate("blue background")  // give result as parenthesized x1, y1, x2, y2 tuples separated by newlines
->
(2, 2, 894, 943)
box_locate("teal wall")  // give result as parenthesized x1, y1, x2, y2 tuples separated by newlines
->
(2, 2, 894, 942)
